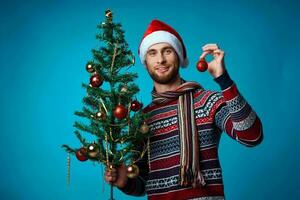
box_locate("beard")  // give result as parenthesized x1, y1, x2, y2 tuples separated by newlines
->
(147, 64, 180, 84)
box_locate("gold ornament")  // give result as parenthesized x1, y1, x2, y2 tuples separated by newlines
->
(87, 143, 99, 158)
(131, 54, 135, 65)
(96, 110, 106, 120)
(120, 85, 128, 93)
(86, 63, 95, 73)
(105, 9, 113, 21)
(139, 122, 149, 134)
(126, 164, 139, 178)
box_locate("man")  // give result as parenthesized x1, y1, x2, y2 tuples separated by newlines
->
(105, 19, 263, 200)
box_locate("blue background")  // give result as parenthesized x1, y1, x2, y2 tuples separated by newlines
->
(1, 0, 299, 199)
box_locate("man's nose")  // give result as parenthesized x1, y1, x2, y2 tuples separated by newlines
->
(157, 53, 166, 64)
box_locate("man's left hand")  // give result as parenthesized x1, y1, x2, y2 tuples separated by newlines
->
(199, 43, 225, 78)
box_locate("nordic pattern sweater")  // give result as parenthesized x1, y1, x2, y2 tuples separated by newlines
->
(119, 71, 263, 200)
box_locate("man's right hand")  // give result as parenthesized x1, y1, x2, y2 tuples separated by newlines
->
(104, 164, 128, 189)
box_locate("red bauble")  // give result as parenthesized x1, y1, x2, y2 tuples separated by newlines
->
(76, 147, 88, 162)
(113, 104, 128, 120)
(90, 73, 103, 88)
(130, 100, 142, 112)
(196, 58, 208, 72)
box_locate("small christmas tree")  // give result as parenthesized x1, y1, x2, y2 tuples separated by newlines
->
(62, 9, 150, 200)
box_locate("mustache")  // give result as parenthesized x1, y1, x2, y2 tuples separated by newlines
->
(154, 64, 169, 69)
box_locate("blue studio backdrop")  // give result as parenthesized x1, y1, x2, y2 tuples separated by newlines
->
(1, 0, 299, 199)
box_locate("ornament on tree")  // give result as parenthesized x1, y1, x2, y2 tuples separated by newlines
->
(95, 110, 106, 120)
(76, 147, 88, 161)
(86, 63, 95, 73)
(113, 104, 128, 120)
(196, 58, 208, 72)
(120, 85, 128, 93)
(130, 54, 135, 65)
(126, 164, 139, 178)
(87, 143, 99, 158)
(139, 122, 149, 134)
(130, 100, 142, 112)
(90, 73, 103, 88)
(105, 9, 113, 21)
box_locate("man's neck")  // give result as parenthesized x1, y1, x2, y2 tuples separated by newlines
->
(154, 76, 182, 93)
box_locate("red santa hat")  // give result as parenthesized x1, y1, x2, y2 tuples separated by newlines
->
(138, 19, 189, 67)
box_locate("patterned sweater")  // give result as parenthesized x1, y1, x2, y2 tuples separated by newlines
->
(119, 71, 263, 200)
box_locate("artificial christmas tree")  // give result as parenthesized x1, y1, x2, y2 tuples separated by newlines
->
(62, 9, 149, 200)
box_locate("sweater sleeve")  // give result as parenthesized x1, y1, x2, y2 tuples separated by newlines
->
(212, 70, 263, 147)
(118, 145, 149, 196)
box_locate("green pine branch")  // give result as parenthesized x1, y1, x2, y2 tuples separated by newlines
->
(61, 145, 76, 154)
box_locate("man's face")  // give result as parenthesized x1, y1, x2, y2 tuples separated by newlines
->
(145, 42, 179, 84)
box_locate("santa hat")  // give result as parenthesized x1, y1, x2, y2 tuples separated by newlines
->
(138, 19, 189, 67)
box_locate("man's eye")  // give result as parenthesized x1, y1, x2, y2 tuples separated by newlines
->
(148, 51, 156, 56)
(165, 49, 173, 54)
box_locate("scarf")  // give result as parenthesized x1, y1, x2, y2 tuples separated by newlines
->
(152, 80, 206, 188)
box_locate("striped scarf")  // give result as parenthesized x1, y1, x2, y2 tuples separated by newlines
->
(152, 80, 206, 188)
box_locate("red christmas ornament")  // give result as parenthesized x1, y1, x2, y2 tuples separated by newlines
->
(113, 104, 128, 120)
(90, 73, 103, 88)
(130, 100, 142, 112)
(196, 58, 208, 72)
(76, 147, 88, 161)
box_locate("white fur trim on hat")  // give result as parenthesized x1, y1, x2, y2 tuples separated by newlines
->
(139, 31, 188, 67)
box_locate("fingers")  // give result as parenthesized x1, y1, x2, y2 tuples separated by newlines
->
(105, 172, 117, 183)
(212, 49, 225, 58)
(212, 49, 224, 54)
(200, 43, 225, 60)
(202, 43, 219, 52)
(105, 167, 117, 183)
(199, 51, 210, 60)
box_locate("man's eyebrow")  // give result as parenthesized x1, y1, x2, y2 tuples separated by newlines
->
(147, 49, 156, 52)
(147, 46, 173, 53)
(162, 46, 174, 51)
(147, 49, 157, 53)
